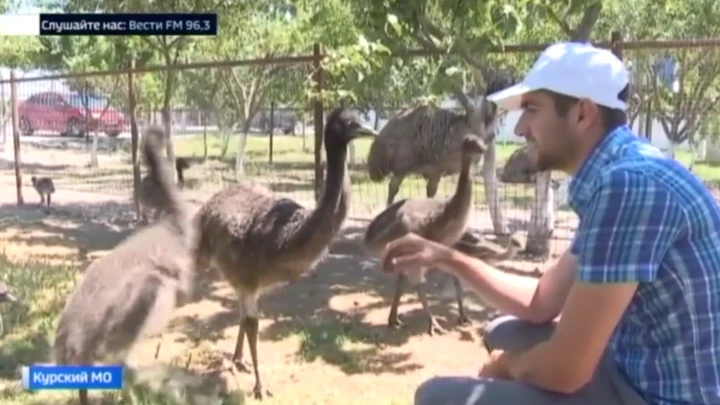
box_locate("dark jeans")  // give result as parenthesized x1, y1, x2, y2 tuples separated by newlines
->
(414, 315, 648, 405)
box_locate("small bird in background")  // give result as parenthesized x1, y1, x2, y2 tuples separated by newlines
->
(31, 176, 55, 214)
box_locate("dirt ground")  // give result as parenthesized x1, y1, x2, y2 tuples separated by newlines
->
(0, 174, 559, 405)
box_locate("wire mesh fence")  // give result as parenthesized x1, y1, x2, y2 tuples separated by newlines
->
(1, 35, 720, 261)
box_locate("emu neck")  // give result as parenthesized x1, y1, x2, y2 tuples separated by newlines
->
(441, 153, 474, 221)
(333, 173, 351, 233)
(288, 140, 349, 254)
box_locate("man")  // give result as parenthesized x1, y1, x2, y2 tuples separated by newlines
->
(383, 41, 720, 405)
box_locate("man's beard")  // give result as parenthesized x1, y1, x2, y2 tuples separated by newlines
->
(528, 141, 562, 172)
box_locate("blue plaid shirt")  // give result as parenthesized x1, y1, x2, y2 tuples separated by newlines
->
(569, 125, 720, 405)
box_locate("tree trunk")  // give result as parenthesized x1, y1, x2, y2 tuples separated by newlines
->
(89, 130, 100, 168)
(162, 70, 176, 163)
(161, 102, 175, 163)
(688, 138, 697, 171)
(482, 141, 508, 234)
(665, 142, 677, 159)
(235, 127, 250, 179)
(202, 114, 208, 162)
(527, 171, 554, 256)
(128, 59, 141, 220)
(525, 2, 601, 256)
(1, 80, 6, 145)
(706, 139, 720, 164)
(302, 121, 308, 151)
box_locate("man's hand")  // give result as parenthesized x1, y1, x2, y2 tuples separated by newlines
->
(381, 233, 451, 274)
(478, 350, 512, 379)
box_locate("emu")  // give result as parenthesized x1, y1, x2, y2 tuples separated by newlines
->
(363, 135, 486, 335)
(136, 156, 192, 223)
(439, 232, 524, 298)
(31, 176, 55, 214)
(175, 157, 191, 189)
(54, 126, 197, 405)
(366, 80, 508, 207)
(194, 107, 377, 400)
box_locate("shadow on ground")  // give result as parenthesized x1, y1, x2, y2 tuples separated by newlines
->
(0, 201, 137, 261)
(175, 226, 494, 376)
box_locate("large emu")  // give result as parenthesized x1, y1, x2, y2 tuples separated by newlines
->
(499, 145, 537, 184)
(366, 79, 510, 206)
(54, 126, 196, 405)
(194, 107, 377, 400)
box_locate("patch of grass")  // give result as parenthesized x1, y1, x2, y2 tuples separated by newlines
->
(173, 133, 521, 165)
(290, 319, 423, 377)
(296, 321, 372, 374)
(174, 133, 324, 164)
(0, 255, 248, 405)
(0, 254, 77, 379)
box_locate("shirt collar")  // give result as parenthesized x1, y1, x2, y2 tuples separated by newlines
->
(568, 125, 634, 213)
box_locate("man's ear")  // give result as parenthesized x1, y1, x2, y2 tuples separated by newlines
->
(574, 99, 600, 131)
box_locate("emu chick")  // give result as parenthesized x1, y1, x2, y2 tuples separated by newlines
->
(54, 126, 196, 405)
(31, 176, 55, 213)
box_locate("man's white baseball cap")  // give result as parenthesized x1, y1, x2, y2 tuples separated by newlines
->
(486, 42, 629, 111)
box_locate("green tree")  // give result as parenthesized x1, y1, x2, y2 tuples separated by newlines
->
(198, 3, 310, 176)
(629, 0, 720, 160)
(60, 0, 236, 162)
(346, 0, 604, 255)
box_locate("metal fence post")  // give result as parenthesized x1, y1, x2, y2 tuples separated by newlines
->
(10, 71, 23, 205)
(312, 43, 324, 202)
(128, 59, 141, 217)
(611, 31, 623, 60)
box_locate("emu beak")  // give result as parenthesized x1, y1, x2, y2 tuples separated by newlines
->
(353, 125, 378, 138)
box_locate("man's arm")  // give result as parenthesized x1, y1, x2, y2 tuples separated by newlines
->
(501, 170, 686, 393)
(438, 247, 576, 323)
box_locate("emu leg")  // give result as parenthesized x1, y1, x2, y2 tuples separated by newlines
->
(453, 276, 470, 325)
(245, 316, 272, 400)
(416, 283, 446, 336)
(78, 388, 88, 405)
(136, 204, 148, 224)
(38, 193, 45, 208)
(387, 273, 407, 328)
(386, 175, 404, 206)
(231, 321, 252, 373)
(231, 298, 253, 373)
(45, 194, 51, 214)
(425, 173, 441, 199)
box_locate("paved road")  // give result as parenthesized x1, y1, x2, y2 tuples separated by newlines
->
(14, 127, 310, 144)
(19, 130, 197, 143)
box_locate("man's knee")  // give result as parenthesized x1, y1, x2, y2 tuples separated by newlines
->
(482, 315, 555, 352)
(414, 376, 548, 405)
(414, 377, 460, 405)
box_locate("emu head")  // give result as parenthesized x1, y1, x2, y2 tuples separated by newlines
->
(454, 70, 517, 144)
(454, 90, 495, 143)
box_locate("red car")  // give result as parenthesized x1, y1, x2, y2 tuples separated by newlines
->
(18, 91, 126, 138)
